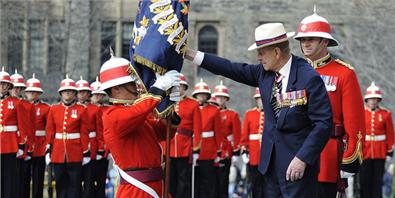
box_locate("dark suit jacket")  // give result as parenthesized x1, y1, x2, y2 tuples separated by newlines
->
(200, 53, 333, 177)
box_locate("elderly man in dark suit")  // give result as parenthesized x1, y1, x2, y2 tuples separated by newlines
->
(184, 23, 333, 197)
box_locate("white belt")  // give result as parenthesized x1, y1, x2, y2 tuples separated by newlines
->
(89, 131, 97, 138)
(249, 134, 261, 140)
(55, 132, 80, 140)
(365, 134, 386, 141)
(201, 131, 214, 138)
(0, 125, 18, 132)
(35, 130, 46, 136)
(227, 134, 234, 142)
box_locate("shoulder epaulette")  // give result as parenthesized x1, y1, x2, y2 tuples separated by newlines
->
(335, 59, 354, 70)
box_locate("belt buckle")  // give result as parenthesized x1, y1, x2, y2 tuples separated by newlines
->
(62, 132, 67, 140)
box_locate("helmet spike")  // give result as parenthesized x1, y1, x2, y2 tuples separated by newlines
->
(200, 78, 203, 83)
(32, 73, 36, 79)
(313, 5, 317, 14)
(96, 76, 99, 82)
(14, 68, 18, 74)
(80, 75, 83, 80)
(66, 73, 69, 79)
(1, 66, 4, 72)
(220, 80, 223, 85)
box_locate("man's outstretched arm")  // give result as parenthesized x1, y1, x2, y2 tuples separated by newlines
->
(185, 49, 261, 87)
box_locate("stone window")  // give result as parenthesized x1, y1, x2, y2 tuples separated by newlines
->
(198, 25, 218, 54)
(101, 21, 116, 64)
(122, 22, 133, 60)
(29, 20, 45, 71)
(198, 25, 218, 76)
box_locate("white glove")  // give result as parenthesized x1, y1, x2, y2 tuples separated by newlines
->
(169, 86, 180, 102)
(45, 153, 51, 165)
(231, 156, 239, 163)
(96, 154, 103, 160)
(152, 70, 180, 92)
(340, 170, 355, 178)
(82, 157, 91, 166)
(16, 149, 24, 158)
(193, 153, 199, 164)
(242, 153, 249, 164)
(24, 155, 31, 161)
(214, 156, 220, 163)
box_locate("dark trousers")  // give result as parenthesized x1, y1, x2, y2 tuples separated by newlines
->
(217, 158, 231, 198)
(31, 156, 46, 198)
(317, 182, 337, 198)
(16, 158, 30, 198)
(1, 153, 17, 198)
(54, 162, 82, 198)
(248, 164, 264, 198)
(263, 147, 318, 197)
(170, 157, 192, 198)
(82, 160, 95, 198)
(94, 159, 108, 198)
(359, 159, 385, 198)
(195, 160, 216, 198)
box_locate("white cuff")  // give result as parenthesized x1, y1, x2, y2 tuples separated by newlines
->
(192, 51, 205, 66)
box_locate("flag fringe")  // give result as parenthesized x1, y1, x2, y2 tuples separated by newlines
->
(133, 55, 168, 75)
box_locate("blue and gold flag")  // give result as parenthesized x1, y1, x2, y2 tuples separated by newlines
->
(129, 0, 189, 116)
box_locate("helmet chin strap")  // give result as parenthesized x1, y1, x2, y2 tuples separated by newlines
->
(123, 84, 138, 96)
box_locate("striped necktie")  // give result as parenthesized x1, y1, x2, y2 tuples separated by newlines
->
(271, 72, 282, 118)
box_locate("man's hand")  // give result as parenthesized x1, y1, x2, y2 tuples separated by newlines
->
(169, 86, 180, 102)
(82, 151, 91, 166)
(286, 156, 306, 182)
(152, 70, 180, 92)
(183, 48, 197, 61)
(16, 144, 25, 158)
(340, 170, 355, 179)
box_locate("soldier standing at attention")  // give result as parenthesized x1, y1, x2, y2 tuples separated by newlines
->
(0, 68, 29, 198)
(212, 80, 241, 198)
(25, 74, 51, 198)
(240, 88, 265, 198)
(294, 8, 365, 197)
(45, 75, 90, 198)
(168, 73, 202, 198)
(360, 82, 394, 198)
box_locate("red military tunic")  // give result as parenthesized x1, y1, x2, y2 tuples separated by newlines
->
(32, 101, 51, 157)
(97, 104, 110, 158)
(16, 98, 36, 157)
(309, 54, 365, 183)
(46, 102, 89, 163)
(198, 103, 223, 160)
(219, 108, 241, 158)
(0, 96, 30, 153)
(84, 102, 105, 159)
(241, 108, 264, 166)
(169, 96, 202, 158)
(103, 94, 174, 197)
(363, 107, 394, 159)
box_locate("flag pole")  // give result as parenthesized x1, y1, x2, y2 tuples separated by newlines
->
(164, 115, 172, 198)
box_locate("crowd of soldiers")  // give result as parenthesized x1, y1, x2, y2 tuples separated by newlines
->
(0, 68, 110, 198)
(1, 7, 394, 198)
